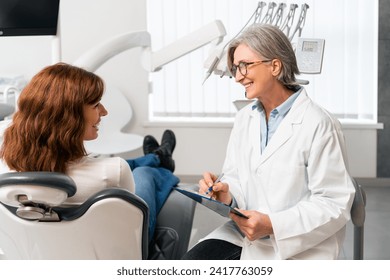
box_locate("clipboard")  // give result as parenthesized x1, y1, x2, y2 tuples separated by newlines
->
(174, 186, 249, 219)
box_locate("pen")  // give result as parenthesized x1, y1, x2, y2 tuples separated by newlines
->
(205, 173, 224, 195)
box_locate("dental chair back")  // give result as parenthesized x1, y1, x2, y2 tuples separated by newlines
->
(0, 172, 149, 260)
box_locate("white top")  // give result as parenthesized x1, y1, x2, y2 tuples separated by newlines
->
(0, 156, 135, 205)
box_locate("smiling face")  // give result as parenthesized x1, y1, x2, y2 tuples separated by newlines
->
(233, 43, 275, 101)
(83, 101, 108, 141)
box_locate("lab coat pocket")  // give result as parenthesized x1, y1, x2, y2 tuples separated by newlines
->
(266, 163, 307, 211)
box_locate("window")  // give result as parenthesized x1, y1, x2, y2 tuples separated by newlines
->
(146, 0, 378, 123)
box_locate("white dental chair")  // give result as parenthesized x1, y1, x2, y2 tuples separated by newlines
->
(0, 172, 196, 260)
(0, 172, 149, 259)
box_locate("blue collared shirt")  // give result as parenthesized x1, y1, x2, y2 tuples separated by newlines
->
(253, 87, 302, 153)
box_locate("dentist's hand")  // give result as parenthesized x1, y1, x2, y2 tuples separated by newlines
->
(230, 210, 273, 241)
(199, 172, 232, 205)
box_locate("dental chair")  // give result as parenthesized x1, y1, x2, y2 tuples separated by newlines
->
(149, 183, 197, 260)
(0, 172, 196, 260)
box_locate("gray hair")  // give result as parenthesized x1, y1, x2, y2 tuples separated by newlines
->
(227, 23, 300, 88)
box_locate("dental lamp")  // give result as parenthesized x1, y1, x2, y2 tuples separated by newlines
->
(73, 20, 226, 73)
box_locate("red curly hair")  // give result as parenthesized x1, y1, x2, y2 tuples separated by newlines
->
(0, 63, 104, 173)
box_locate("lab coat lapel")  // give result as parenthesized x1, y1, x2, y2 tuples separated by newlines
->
(249, 107, 262, 168)
(258, 90, 309, 166)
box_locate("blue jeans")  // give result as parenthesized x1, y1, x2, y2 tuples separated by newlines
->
(126, 154, 179, 241)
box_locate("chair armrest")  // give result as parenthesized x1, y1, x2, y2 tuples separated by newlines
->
(155, 184, 197, 259)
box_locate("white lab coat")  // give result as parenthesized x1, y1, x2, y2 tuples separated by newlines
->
(203, 89, 355, 259)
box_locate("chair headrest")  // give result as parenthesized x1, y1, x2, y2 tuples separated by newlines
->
(0, 172, 77, 220)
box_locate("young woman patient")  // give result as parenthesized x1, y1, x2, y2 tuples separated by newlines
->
(0, 62, 178, 242)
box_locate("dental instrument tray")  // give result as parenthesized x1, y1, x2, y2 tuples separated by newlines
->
(174, 186, 248, 219)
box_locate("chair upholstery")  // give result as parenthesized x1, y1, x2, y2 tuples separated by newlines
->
(150, 184, 197, 259)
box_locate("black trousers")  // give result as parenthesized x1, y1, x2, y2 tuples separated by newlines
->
(181, 239, 242, 260)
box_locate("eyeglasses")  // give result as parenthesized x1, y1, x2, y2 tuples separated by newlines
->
(230, 60, 272, 77)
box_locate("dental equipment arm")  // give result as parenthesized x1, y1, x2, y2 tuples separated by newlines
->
(289, 4, 309, 41)
(280, 4, 298, 37)
(73, 20, 226, 74)
(203, 3, 268, 82)
(143, 20, 226, 72)
(272, 3, 287, 27)
(73, 32, 151, 72)
(254, 2, 267, 23)
(261, 2, 277, 24)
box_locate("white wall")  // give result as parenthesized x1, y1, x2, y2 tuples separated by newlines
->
(0, 0, 379, 179)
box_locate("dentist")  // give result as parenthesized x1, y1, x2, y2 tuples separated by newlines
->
(183, 24, 355, 260)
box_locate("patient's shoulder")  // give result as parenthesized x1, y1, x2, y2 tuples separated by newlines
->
(71, 156, 127, 169)
(66, 156, 134, 203)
